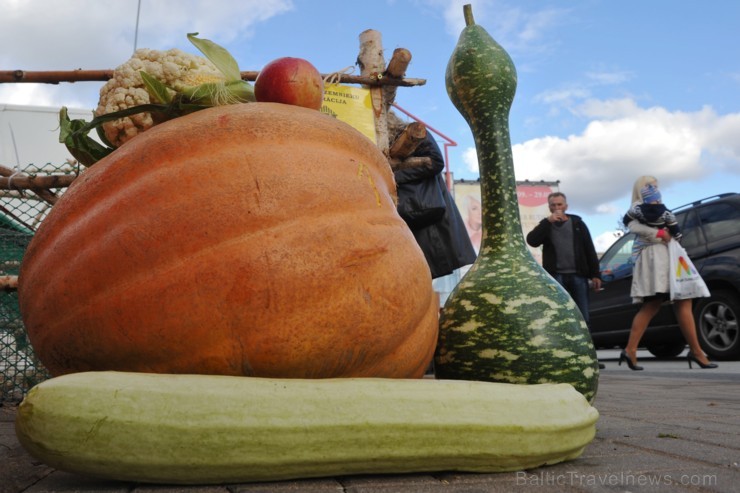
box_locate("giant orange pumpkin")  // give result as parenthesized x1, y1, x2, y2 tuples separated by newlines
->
(18, 103, 439, 378)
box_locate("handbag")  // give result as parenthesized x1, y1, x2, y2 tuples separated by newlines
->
(668, 240, 709, 300)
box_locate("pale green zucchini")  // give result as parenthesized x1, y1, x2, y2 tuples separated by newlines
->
(16, 371, 599, 485)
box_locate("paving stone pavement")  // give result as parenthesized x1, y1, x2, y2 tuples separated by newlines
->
(2, 356, 738, 493)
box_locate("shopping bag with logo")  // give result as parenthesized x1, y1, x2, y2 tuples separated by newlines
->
(668, 240, 709, 300)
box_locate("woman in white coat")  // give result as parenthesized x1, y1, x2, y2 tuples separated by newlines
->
(620, 175, 717, 370)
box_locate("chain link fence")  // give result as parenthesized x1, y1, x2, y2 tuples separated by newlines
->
(1, 162, 77, 403)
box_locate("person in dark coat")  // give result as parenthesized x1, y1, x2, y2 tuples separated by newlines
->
(393, 128, 476, 279)
(526, 192, 602, 323)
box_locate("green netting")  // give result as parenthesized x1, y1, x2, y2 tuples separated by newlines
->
(0, 290, 49, 403)
(1, 162, 77, 403)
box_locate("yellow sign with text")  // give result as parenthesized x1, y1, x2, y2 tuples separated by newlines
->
(321, 84, 376, 143)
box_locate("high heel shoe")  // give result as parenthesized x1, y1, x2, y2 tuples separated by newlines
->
(619, 350, 643, 371)
(687, 351, 718, 369)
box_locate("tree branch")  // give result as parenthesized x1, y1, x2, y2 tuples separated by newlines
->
(0, 69, 426, 87)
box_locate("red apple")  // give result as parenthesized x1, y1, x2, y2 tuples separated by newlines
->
(254, 57, 324, 110)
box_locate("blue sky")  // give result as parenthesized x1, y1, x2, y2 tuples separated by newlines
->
(1, 0, 739, 251)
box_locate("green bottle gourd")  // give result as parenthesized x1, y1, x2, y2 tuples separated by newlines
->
(435, 4, 599, 402)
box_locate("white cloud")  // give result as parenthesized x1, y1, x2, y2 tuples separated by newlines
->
(595, 202, 620, 216)
(574, 97, 641, 119)
(593, 231, 623, 254)
(0, 0, 294, 108)
(700, 110, 740, 166)
(439, 0, 491, 37)
(438, 0, 566, 54)
(516, 7, 565, 47)
(462, 146, 479, 174)
(585, 70, 634, 86)
(534, 87, 591, 106)
(1, 0, 294, 54)
(461, 99, 740, 219)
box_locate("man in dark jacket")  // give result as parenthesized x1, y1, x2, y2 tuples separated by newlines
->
(526, 192, 602, 329)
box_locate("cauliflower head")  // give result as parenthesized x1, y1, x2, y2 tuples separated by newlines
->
(95, 48, 226, 147)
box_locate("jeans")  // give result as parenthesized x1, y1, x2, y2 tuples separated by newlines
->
(554, 273, 591, 326)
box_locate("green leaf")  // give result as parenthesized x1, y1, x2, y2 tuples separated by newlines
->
(95, 123, 115, 149)
(59, 107, 114, 167)
(179, 82, 221, 105)
(140, 71, 173, 104)
(187, 32, 242, 82)
(225, 80, 256, 102)
(180, 80, 255, 105)
(58, 101, 214, 166)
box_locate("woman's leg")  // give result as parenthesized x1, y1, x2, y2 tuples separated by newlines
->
(624, 299, 663, 362)
(674, 299, 712, 363)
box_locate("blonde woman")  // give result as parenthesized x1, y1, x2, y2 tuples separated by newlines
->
(620, 176, 717, 370)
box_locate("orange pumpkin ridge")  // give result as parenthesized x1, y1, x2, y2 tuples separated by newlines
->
(19, 103, 438, 379)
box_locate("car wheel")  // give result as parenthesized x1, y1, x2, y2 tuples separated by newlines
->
(694, 289, 740, 360)
(646, 341, 687, 359)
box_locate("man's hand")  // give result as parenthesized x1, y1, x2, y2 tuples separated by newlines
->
(591, 278, 603, 292)
(548, 210, 568, 223)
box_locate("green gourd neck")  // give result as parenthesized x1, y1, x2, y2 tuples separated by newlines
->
(454, 6, 527, 256)
(475, 121, 527, 254)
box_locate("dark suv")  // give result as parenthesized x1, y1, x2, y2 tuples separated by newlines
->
(589, 193, 740, 360)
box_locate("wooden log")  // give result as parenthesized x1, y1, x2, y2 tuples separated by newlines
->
(0, 165, 76, 205)
(0, 69, 425, 87)
(0, 166, 57, 205)
(385, 48, 412, 78)
(0, 173, 77, 192)
(383, 48, 412, 107)
(389, 122, 426, 160)
(357, 30, 388, 153)
(0, 69, 114, 83)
